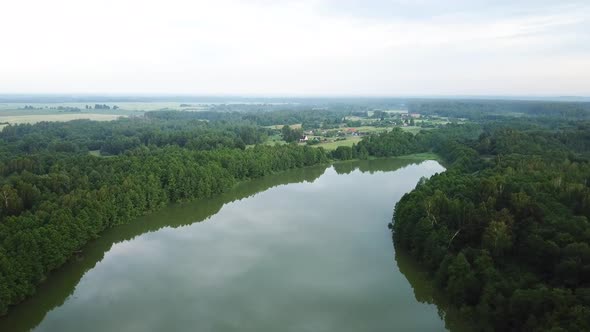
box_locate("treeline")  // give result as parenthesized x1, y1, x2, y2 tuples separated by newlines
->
(329, 124, 481, 161)
(0, 159, 332, 332)
(392, 123, 590, 331)
(0, 143, 328, 314)
(281, 125, 304, 143)
(408, 99, 590, 120)
(0, 118, 267, 157)
(3, 102, 590, 330)
(142, 100, 590, 134)
(146, 109, 345, 129)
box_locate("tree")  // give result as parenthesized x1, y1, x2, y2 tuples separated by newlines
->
(0, 184, 23, 216)
(482, 219, 512, 257)
(281, 125, 303, 143)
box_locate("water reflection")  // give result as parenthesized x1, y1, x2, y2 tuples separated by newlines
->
(394, 243, 473, 331)
(0, 157, 453, 332)
(0, 165, 328, 332)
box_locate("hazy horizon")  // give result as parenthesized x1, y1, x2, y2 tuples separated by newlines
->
(2, 0, 589, 96)
(0, 94, 589, 103)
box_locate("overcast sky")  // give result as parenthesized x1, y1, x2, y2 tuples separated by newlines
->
(1, 0, 589, 96)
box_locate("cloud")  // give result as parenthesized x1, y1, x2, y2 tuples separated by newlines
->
(0, 0, 588, 95)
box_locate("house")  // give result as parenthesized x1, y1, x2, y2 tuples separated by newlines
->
(299, 135, 308, 142)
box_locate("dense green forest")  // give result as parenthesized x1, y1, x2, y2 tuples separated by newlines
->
(0, 117, 268, 157)
(392, 119, 590, 330)
(327, 123, 481, 161)
(407, 99, 590, 120)
(0, 116, 328, 313)
(146, 109, 346, 129)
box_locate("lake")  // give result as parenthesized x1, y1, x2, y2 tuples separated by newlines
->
(0, 158, 467, 332)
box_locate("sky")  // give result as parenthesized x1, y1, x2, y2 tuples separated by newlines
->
(1, 0, 589, 96)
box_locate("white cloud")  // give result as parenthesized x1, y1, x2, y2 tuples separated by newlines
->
(0, 0, 588, 95)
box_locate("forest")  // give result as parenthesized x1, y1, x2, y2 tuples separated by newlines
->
(392, 118, 590, 330)
(0, 114, 328, 314)
(0, 99, 589, 332)
(407, 99, 590, 120)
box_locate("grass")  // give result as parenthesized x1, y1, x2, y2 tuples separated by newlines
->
(0, 102, 202, 113)
(261, 125, 430, 151)
(350, 126, 389, 133)
(343, 116, 379, 123)
(264, 134, 287, 146)
(383, 109, 408, 114)
(418, 119, 450, 125)
(311, 136, 363, 150)
(344, 116, 365, 121)
(257, 135, 362, 151)
(346, 125, 430, 135)
(264, 123, 302, 130)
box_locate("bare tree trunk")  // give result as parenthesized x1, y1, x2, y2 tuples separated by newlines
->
(447, 229, 461, 249)
(1, 189, 8, 209)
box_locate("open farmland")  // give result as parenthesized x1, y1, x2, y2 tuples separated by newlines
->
(309, 136, 363, 150)
(264, 123, 303, 130)
(0, 102, 208, 113)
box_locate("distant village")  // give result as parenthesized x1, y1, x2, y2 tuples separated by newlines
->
(293, 109, 444, 147)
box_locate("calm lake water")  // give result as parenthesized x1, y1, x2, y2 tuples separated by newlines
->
(1, 158, 468, 332)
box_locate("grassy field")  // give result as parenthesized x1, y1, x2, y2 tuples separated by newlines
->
(261, 134, 287, 146)
(351, 126, 389, 133)
(311, 136, 363, 150)
(417, 119, 449, 125)
(261, 125, 429, 151)
(384, 109, 408, 114)
(344, 115, 364, 121)
(347, 125, 430, 135)
(264, 123, 302, 130)
(344, 116, 379, 123)
(0, 102, 208, 113)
